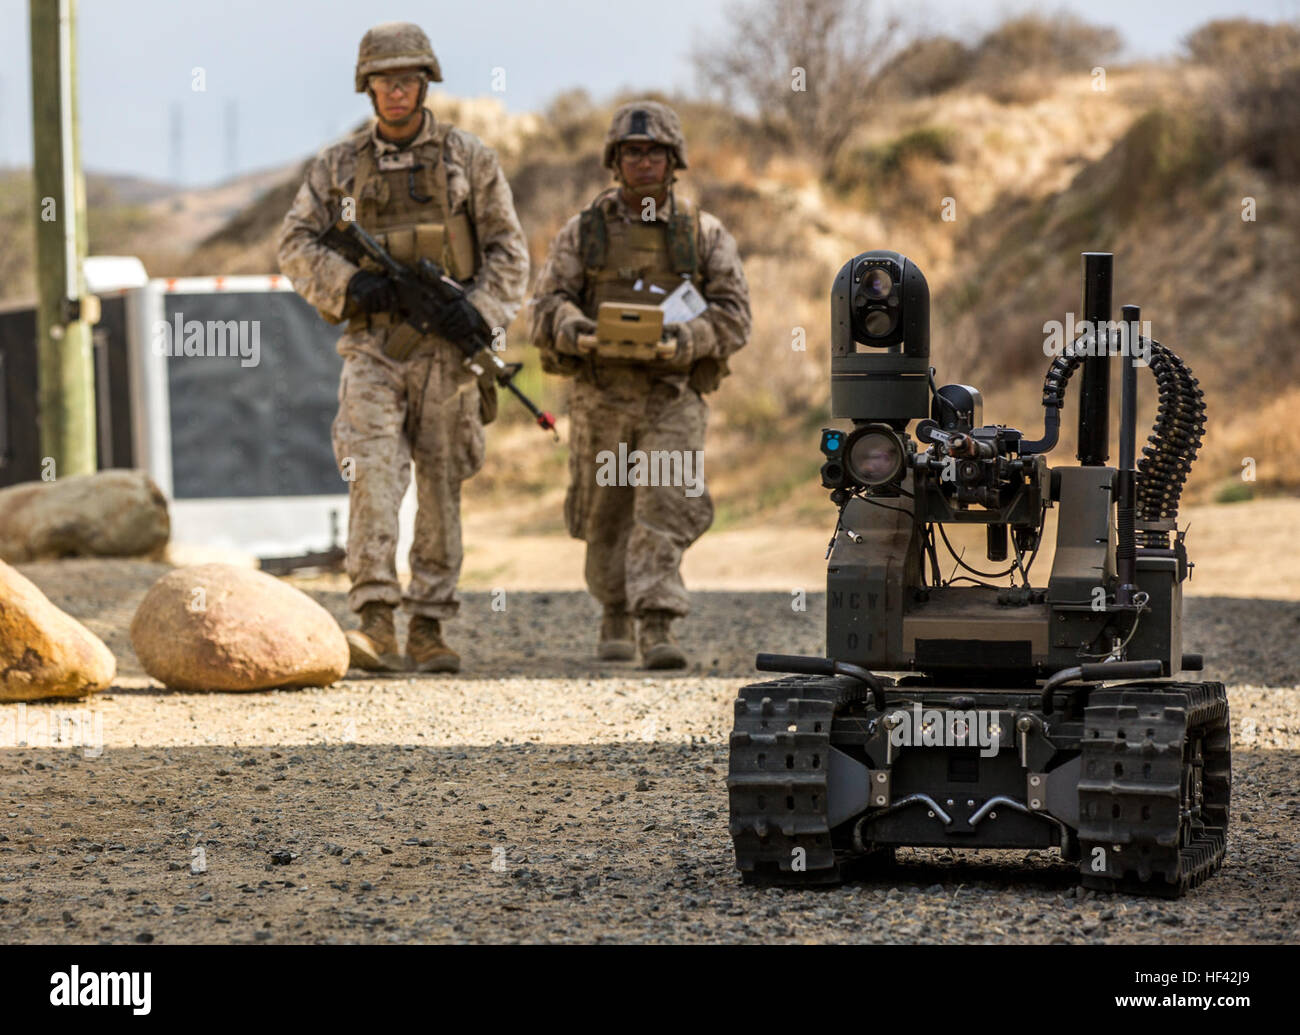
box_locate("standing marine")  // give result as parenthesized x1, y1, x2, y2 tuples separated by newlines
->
(277, 22, 529, 673)
(529, 101, 751, 669)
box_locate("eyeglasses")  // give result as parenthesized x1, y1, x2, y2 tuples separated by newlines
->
(620, 143, 669, 164)
(370, 72, 426, 94)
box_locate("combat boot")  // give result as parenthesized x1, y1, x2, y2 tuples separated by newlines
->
(407, 615, 461, 674)
(598, 605, 636, 661)
(345, 602, 407, 673)
(638, 610, 687, 670)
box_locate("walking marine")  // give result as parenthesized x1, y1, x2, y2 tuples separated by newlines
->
(277, 22, 529, 674)
(530, 101, 751, 668)
(277, 30, 748, 673)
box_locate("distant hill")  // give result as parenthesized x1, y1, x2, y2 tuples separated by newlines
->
(88, 172, 179, 206)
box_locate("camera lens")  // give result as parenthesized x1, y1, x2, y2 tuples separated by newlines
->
(863, 309, 893, 336)
(847, 431, 903, 486)
(862, 267, 892, 300)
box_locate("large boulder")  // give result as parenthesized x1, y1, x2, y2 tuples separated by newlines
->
(129, 564, 348, 691)
(0, 469, 169, 563)
(0, 560, 116, 701)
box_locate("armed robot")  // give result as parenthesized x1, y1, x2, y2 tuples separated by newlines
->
(727, 251, 1227, 898)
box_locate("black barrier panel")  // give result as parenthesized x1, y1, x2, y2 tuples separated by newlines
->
(163, 291, 343, 499)
(92, 294, 134, 470)
(0, 296, 136, 487)
(0, 305, 41, 485)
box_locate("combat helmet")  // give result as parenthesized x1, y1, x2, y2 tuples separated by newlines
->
(354, 22, 443, 92)
(603, 101, 689, 171)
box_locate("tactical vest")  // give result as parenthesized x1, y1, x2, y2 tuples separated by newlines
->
(349, 116, 478, 287)
(578, 193, 701, 318)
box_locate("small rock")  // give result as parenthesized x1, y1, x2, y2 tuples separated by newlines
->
(0, 469, 168, 563)
(129, 564, 349, 691)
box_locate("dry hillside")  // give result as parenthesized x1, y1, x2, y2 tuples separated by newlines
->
(4, 14, 1297, 532)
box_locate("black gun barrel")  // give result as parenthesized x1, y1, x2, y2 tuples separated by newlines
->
(1077, 252, 1112, 466)
(1115, 303, 1141, 605)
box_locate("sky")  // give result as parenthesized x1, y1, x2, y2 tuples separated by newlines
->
(0, 0, 1295, 186)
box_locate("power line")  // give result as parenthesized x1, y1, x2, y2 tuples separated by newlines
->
(169, 101, 182, 185)
(224, 97, 237, 181)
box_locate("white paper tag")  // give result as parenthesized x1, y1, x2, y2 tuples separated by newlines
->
(659, 281, 707, 324)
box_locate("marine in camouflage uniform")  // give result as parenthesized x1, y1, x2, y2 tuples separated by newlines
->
(529, 101, 751, 669)
(277, 22, 529, 673)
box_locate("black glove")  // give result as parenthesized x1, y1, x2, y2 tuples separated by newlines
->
(346, 270, 398, 315)
(436, 296, 483, 344)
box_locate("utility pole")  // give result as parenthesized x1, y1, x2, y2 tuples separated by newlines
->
(30, 0, 96, 478)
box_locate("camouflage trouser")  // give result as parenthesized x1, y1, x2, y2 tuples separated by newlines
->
(331, 344, 485, 619)
(564, 368, 714, 618)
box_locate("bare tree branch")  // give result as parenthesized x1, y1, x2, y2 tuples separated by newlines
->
(692, 0, 904, 170)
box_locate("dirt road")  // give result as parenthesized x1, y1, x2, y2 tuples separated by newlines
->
(1, 559, 1296, 944)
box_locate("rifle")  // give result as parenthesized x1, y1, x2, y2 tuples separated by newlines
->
(318, 218, 558, 439)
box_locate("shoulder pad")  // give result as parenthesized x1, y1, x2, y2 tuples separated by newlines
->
(350, 124, 374, 154)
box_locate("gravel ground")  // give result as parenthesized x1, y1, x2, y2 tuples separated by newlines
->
(0, 559, 1296, 944)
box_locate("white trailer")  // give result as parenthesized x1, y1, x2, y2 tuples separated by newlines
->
(0, 259, 417, 565)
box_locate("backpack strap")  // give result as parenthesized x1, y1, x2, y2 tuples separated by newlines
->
(578, 200, 609, 270)
(665, 195, 698, 277)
